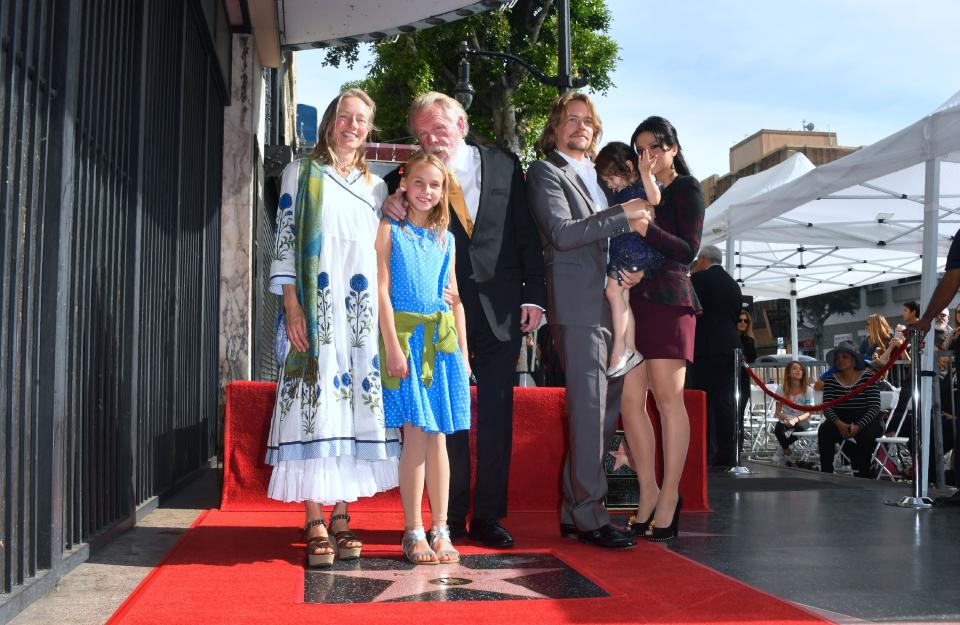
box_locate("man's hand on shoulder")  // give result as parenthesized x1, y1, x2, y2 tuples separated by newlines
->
(382, 186, 408, 221)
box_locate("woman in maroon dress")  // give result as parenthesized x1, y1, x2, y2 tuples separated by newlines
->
(619, 116, 704, 541)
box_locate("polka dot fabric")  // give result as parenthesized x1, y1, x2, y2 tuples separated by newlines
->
(383, 221, 471, 434)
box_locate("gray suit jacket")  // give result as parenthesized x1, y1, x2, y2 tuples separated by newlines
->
(527, 150, 631, 326)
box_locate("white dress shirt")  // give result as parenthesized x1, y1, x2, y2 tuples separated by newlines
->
(556, 150, 609, 211)
(449, 139, 482, 222)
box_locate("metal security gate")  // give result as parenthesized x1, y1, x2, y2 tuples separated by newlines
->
(0, 0, 227, 617)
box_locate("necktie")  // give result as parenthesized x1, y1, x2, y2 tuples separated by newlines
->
(447, 174, 474, 237)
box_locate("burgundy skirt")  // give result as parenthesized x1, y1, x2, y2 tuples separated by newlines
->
(631, 296, 697, 363)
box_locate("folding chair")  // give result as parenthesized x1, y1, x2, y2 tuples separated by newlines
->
(871, 387, 909, 480)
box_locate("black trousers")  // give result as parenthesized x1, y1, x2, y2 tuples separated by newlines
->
(774, 419, 809, 450)
(688, 354, 737, 467)
(817, 419, 883, 478)
(447, 318, 520, 524)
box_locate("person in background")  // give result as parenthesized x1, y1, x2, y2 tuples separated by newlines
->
(859, 314, 892, 360)
(737, 310, 757, 450)
(772, 361, 814, 466)
(817, 341, 882, 478)
(688, 245, 742, 469)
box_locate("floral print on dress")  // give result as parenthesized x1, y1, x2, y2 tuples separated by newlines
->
(360, 356, 383, 422)
(273, 192, 296, 261)
(346, 273, 374, 347)
(317, 271, 333, 344)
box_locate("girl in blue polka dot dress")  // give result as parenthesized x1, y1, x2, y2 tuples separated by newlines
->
(375, 152, 471, 565)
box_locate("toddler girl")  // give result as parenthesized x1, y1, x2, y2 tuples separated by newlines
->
(594, 141, 662, 378)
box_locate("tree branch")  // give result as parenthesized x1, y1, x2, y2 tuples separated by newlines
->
(527, 0, 553, 44)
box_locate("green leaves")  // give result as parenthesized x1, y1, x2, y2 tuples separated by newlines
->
(321, 1, 618, 162)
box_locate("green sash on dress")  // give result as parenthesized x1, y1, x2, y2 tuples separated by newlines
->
(379, 310, 459, 390)
(284, 159, 324, 379)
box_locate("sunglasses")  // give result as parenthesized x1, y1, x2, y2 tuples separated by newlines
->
(738, 318, 749, 323)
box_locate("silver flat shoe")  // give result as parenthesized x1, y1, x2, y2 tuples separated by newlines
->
(429, 525, 460, 564)
(606, 348, 643, 379)
(402, 528, 438, 565)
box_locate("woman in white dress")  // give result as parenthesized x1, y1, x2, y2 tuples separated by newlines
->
(267, 88, 400, 568)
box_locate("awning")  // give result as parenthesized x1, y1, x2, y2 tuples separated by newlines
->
(277, 0, 514, 50)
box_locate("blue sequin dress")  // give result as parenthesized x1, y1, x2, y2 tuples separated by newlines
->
(383, 221, 471, 434)
(607, 181, 664, 278)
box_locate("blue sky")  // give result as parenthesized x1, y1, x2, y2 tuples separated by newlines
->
(294, 0, 959, 177)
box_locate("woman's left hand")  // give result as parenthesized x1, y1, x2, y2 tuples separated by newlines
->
(638, 149, 657, 178)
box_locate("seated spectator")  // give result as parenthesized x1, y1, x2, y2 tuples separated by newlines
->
(817, 341, 883, 478)
(772, 360, 814, 466)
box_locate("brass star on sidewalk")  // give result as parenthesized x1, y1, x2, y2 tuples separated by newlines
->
(329, 562, 562, 602)
(608, 439, 634, 471)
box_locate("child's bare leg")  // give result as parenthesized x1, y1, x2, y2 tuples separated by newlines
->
(623, 286, 637, 353)
(399, 424, 433, 562)
(606, 279, 629, 366)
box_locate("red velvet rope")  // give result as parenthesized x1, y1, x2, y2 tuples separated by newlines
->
(743, 340, 910, 412)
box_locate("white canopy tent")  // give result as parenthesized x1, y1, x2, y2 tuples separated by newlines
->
(705, 89, 960, 499)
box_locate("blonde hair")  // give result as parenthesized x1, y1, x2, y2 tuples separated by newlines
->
(310, 88, 377, 182)
(407, 91, 469, 137)
(400, 151, 450, 244)
(536, 91, 603, 158)
(866, 314, 891, 351)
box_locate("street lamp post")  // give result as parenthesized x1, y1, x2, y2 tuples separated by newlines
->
(454, 0, 587, 109)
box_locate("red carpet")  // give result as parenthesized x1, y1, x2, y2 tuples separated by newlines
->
(222, 382, 710, 513)
(106, 509, 833, 625)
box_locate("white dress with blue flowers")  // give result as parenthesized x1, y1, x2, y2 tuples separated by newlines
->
(265, 161, 400, 504)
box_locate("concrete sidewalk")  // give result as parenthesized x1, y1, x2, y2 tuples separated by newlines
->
(8, 469, 221, 625)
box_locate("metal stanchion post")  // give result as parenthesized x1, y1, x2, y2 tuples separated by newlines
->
(885, 329, 933, 508)
(729, 346, 752, 475)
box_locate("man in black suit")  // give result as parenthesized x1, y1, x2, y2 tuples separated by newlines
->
(688, 245, 743, 467)
(383, 92, 546, 548)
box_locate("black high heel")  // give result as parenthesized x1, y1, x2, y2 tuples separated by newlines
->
(646, 496, 682, 542)
(625, 509, 655, 537)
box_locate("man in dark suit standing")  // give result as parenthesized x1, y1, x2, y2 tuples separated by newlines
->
(688, 245, 743, 468)
(383, 92, 546, 548)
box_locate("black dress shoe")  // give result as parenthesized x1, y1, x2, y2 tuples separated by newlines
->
(468, 519, 515, 548)
(448, 520, 468, 539)
(577, 524, 636, 549)
(559, 522, 578, 538)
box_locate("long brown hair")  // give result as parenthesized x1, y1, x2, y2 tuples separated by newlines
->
(738, 311, 754, 339)
(783, 361, 809, 394)
(400, 151, 450, 244)
(866, 314, 891, 350)
(310, 88, 377, 182)
(536, 91, 603, 158)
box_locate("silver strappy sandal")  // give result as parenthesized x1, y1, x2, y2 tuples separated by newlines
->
(429, 525, 460, 564)
(402, 528, 438, 565)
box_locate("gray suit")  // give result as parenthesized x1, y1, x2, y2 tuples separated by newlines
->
(526, 150, 632, 531)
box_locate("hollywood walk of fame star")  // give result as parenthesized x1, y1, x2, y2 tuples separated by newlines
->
(327, 561, 563, 602)
(608, 439, 634, 471)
